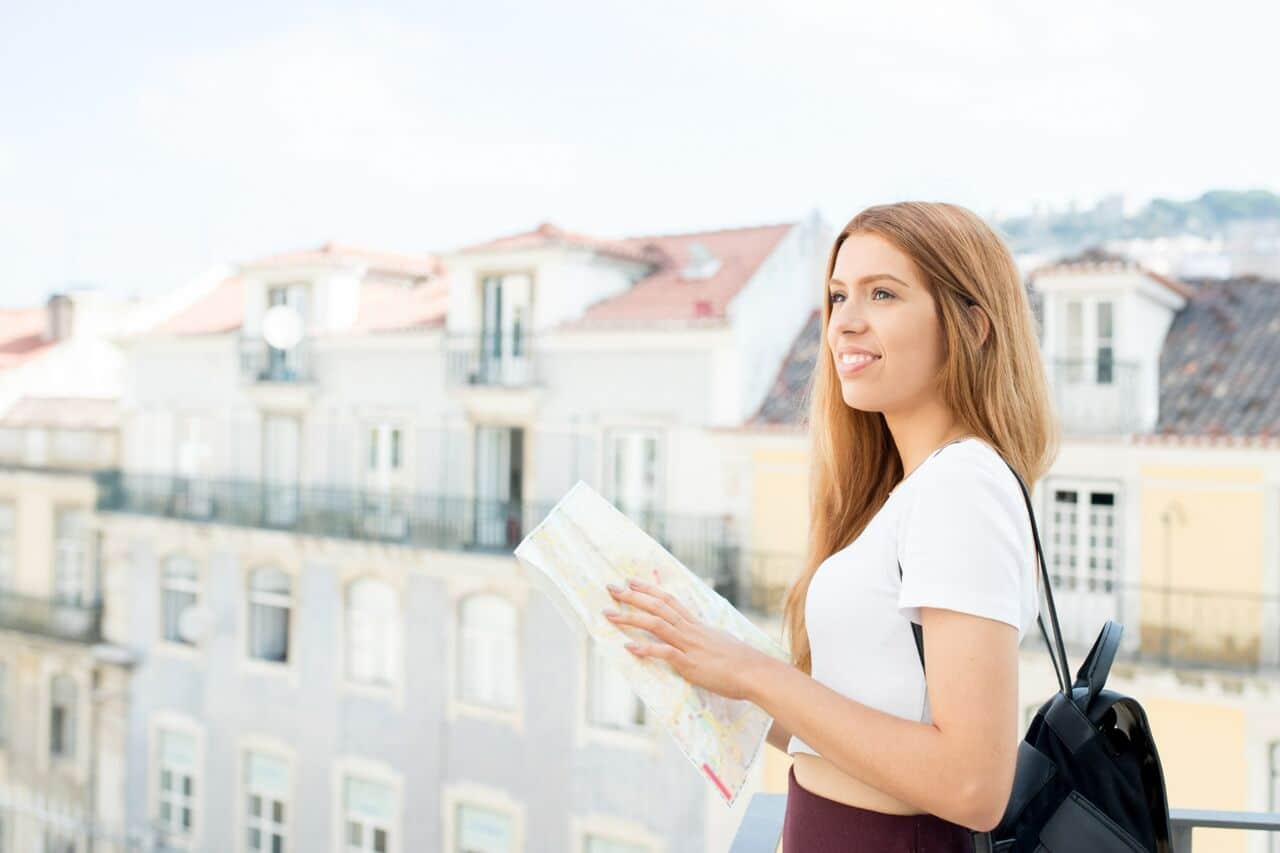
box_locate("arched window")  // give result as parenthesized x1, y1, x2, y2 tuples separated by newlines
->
(347, 578, 399, 686)
(458, 594, 517, 708)
(247, 568, 291, 663)
(587, 641, 646, 732)
(161, 555, 199, 644)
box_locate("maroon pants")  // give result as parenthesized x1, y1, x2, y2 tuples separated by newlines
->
(782, 765, 975, 852)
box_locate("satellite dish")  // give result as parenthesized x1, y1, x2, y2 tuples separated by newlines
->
(262, 304, 304, 350)
(177, 605, 212, 643)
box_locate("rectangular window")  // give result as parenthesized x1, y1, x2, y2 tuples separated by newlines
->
(587, 643, 646, 732)
(608, 430, 662, 529)
(1095, 301, 1114, 384)
(1063, 299, 1083, 383)
(54, 508, 89, 605)
(0, 502, 14, 591)
(162, 557, 200, 645)
(1270, 741, 1280, 853)
(456, 803, 512, 853)
(42, 831, 75, 853)
(245, 751, 289, 853)
(344, 776, 392, 853)
(157, 728, 197, 843)
(50, 675, 76, 760)
(0, 661, 8, 746)
(1048, 486, 1119, 594)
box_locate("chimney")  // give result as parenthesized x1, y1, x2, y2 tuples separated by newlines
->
(44, 293, 74, 342)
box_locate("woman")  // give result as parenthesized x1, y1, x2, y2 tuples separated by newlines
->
(603, 201, 1057, 851)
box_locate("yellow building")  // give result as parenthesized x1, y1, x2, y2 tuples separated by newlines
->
(720, 257, 1280, 852)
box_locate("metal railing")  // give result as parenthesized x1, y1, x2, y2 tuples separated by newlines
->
(1049, 357, 1142, 435)
(93, 472, 738, 585)
(0, 590, 102, 644)
(238, 335, 315, 383)
(727, 795, 1280, 852)
(445, 330, 538, 387)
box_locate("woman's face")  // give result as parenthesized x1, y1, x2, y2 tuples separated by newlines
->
(825, 231, 946, 416)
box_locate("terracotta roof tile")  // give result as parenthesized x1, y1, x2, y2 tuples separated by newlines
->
(0, 307, 57, 370)
(558, 223, 795, 329)
(749, 275, 1280, 438)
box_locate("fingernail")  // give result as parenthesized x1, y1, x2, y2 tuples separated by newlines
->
(606, 584, 621, 593)
(602, 609, 618, 618)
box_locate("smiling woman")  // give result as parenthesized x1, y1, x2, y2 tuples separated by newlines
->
(604, 201, 1059, 853)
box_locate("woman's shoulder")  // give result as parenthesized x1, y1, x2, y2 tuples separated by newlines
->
(911, 437, 1024, 503)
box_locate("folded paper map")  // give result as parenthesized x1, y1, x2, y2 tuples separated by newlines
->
(513, 480, 791, 807)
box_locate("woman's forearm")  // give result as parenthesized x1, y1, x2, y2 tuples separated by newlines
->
(747, 655, 990, 829)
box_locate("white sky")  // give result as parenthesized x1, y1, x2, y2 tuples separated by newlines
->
(1, 0, 1275, 305)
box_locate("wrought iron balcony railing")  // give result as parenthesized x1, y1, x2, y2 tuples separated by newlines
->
(0, 590, 102, 644)
(238, 335, 315, 384)
(1048, 357, 1142, 435)
(445, 330, 538, 388)
(93, 472, 738, 592)
(727, 794, 1280, 851)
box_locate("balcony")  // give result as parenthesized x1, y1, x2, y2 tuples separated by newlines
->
(238, 335, 315, 384)
(445, 330, 538, 388)
(93, 472, 740, 590)
(728, 794, 1280, 851)
(1048, 357, 1142, 435)
(0, 590, 102, 644)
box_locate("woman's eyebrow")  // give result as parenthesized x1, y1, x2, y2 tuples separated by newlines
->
(828, 274, 911, 289)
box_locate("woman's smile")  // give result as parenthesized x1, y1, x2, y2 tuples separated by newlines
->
(836, 352, 880, 377)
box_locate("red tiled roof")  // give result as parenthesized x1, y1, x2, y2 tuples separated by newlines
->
(453, 222, 661, 266)
(0, 307, 57, 370)
(558, 222, 796, 329)
(154, 243, 447, 337)
(246, 242, 442, 278)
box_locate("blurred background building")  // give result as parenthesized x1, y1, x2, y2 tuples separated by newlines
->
(1, 198, 1279, 852)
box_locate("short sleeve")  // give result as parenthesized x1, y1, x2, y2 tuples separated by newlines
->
(896, 449, 1026, 633)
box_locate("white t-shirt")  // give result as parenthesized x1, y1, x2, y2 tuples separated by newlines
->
(787, 437, 1040, 757)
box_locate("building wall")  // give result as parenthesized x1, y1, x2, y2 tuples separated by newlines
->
(107, 518, 708, 852)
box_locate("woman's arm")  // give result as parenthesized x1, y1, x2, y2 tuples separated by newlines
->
(765, 718, 792, 753)
(745, 607, 1019, 832)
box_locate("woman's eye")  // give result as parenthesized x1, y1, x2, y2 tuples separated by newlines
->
(830, 289, 893, 304)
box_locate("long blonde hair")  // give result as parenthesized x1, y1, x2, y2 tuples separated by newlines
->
(783, 201, 1059, 674)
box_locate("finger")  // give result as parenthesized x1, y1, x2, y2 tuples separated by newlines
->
(627, 580, 698, 623)
(614, 584, 684, 627)
(625, 641, 685, 666)
(604, 609, 687, 651)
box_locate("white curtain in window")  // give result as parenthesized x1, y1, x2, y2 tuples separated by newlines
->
(347, 579, 399, 685)
(459, 594, 517, 708)
(588, 643, 645, 730)
(0, 503, 14, 591)
(248, 568, 291, 662)
(54, 509, 88, 605)
(162, 556, 199, 643)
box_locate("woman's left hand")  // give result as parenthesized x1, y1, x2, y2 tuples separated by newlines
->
(603, 578, 766, 702)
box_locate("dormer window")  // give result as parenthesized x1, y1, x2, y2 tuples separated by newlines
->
(682, 243, 721, 279)
(1063, 297, 1115, 384)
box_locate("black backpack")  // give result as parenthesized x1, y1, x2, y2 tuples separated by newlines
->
(897, 448, 1174, 852)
